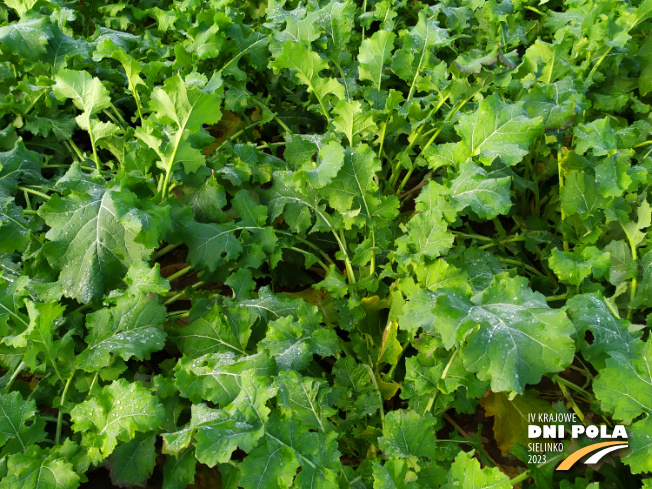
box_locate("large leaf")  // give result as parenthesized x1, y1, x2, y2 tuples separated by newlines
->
(0, 391, 46, 453)
(432, 275, 575, 394)
(455, 94, 543, 166)
(593, 340, 651, 421)
(39, 184, 150, 303)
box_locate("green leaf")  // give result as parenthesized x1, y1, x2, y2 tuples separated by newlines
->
(193, 374, 277, 466)
(333, 100, 378, 146)
(238, 438, 298, 489)
(275, 370, 336, 432)
(271, 41, 344, 116)
(567, 293, 641, 370)
(449, 162, 512, 219)
(523, 40, 572, 84)
(172, 303, 250, 357)
(560, 171, 606, 217)
(78, 294, 167, 371)
(523, 77, 584, 131)
(392, 10, 450, 94)
(433, 275, 575, 394)
(456, 94, 543, 166)
(107, 434, 157, 487)
(0, 202, 31, 254)
(547, 249, 589, 286)
(593, 340, 651, 420)
(149, 74, 223, 174)
(298, 140, 345, 188)
(442, 450, 511, 489)
(372, 460, 417, 489)
(0, 447, 79, 489)
(595, 156, 632, 198)
(70, 379, 165, 464)
(39, 186, 150, 303)
(240, 414, 341, 489)
(396, 212, 454, 261)
(0, 391, 46, 452)
(625, 416, 652, 474)
(379, 410, 437, 460)
(326, 145, 399, 227)
(23, 301, 73, 380)
(358, 30, 396, 90)
(53, 69, 111, 130)
(574, 118, 618, 156)
(633, 249, 652, 308)
(162, 448, 196, 489)
(260, 303, 339, 371)
(604, 240, 631, 286)
(0, 17, 49, 59)
(174, 351, 276, 406)
(0, 141, 44, 200)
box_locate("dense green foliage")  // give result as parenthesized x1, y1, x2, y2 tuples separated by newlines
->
(0, 0, 651, 487)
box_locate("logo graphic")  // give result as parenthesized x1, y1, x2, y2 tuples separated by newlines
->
(555, 441, 629, 471)
(527, 413, 629, 470)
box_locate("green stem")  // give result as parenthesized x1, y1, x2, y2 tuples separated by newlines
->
(338, 229, 356, 284)
(56, 372, 75, 445)
(556, 377, 585, 423)
(425, 349, 458, 413)
(276, 230, 336, 266)
(155, 243, 181, 260)
(554, 376, 593, 400)
(478, 236, 526, 249)
(623, 224, 639, 320)
(546, 293, 571, 302)
(558, 152, 569, 251)
(453, 231, 494, 242)
(42, 164, 96, 171)
(510, 453, 564, 486)
(634, 140, 652, 148)
(22, 91, 45, 115)
(23, 188, 32, 210)
(165, 265, 193, 283)
(287, 246, 330, 273)
(110, 104, 128, 128)
(4, 361, 26, 391)
(369, 229, 376, 277)
(377, 120, 388, 160)
(164, 281, 205, 306)
(87, 124, 100, 171)
(16, 186, 50, 200)
(498, 257, 544, 276)
(364, 363, 384, 431)
(88, 371, 99, 394)
(361, 0, 367, 40)
(524, 5, 544, 15)
(102, 109, 121, 128)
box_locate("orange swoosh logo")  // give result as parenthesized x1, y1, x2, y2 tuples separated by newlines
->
(556, 441, 629, 471)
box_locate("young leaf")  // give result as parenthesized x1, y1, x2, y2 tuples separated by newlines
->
(70, 379, 165, 463)
(456, 94, 543, 166)
(358, 31, 396, 90)
(107, 435, 157, 487)
(378, 410, 437, 460)
(443, 450, 511, 489)
(0, 447, 79, 489)
(449, 162, 512, 219)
